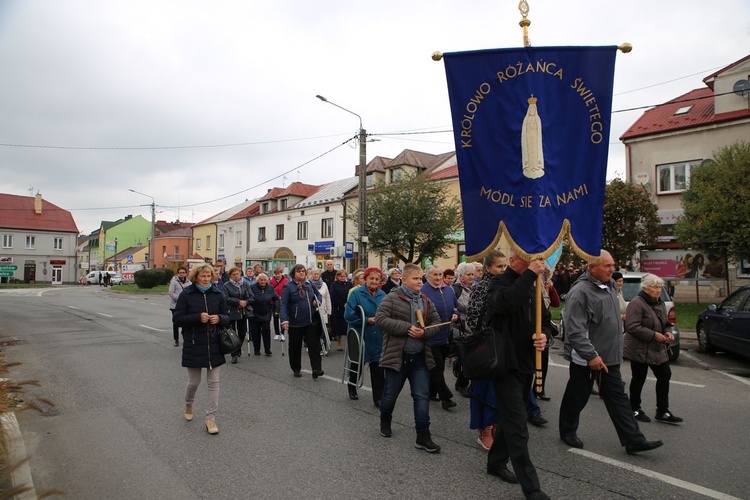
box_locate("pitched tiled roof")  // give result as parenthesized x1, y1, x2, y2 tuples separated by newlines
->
(194, 198, 258, 225)
(295, 178, 359, 208)
(620, 88, 750, 140)
(228, 201, 260, 221)
(258, 182, 320, 202)
(365, 156, 392, 174)
(155, 227, 193, 239)
(0, 193, 78, 233)
(430, 164, 459, 181)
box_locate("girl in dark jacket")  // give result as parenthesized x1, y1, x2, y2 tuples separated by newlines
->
(173, 263, 230, 435)
(222, 266, 254, 363)
(249, 273, 279, 356)
(330, 269, 352, 350)
(280, 264, 324, 378)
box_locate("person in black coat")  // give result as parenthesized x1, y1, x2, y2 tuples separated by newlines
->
(222, 266, 254, 363)
(329, 269, 352, 350)
(173, 263, 230, 435)
(249, 273, 279, 356)
(484, 253, 550, 499)
(381, 268, 401, 295)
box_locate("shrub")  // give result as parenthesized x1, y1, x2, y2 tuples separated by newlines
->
(161, 268, 174, 285)
(134, 269, 162, 289)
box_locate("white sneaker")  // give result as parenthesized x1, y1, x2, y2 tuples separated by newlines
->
(280, 334, 286, 341)
(274, 335, 280, 341)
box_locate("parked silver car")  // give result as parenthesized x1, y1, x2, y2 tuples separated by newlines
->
(559, 272, 681, 361)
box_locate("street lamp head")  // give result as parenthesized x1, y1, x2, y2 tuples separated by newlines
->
(316, 95, 327, 102)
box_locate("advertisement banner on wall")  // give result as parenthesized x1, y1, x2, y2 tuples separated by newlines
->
(640, 250, 726, 280)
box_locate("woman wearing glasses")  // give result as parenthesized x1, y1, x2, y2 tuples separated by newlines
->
(280, 264, 324, 379)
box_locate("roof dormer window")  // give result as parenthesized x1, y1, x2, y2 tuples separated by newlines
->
(673, 105, 692, 116)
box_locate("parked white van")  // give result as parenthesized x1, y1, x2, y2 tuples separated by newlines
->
(85, 271, 120, 285)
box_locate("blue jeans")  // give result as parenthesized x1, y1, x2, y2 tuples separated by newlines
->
(380, 352, 431, 434)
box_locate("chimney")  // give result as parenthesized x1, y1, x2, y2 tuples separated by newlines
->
(34, 193, 43, 214)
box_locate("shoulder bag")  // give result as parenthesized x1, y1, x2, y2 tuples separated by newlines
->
(457, 326, 510, 380)
(218, 325, 241, 355)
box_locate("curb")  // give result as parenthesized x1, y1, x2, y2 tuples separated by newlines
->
(1, 412, 36, 499)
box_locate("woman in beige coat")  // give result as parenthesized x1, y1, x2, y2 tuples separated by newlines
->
(624, 274, 682, 424)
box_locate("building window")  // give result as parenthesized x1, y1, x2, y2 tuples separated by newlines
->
(26, 236, 35, 249)
(275, 224, 284, 240)
(300, 210, 305, 216)
(392, 167, 404, 182)
(280, 199, 288, 210)
(261, 202, 269, 214)
(235, 231, 243, 247)
(196, 238, 202, 250)
(206, 235, 211, 249)
(366, 174, 374, 188)
(218, 233, 225, 250)
(53, 237, 63, 250)
(297, 221, 308, 240)
(2, 235, 13, 248)
(174, 245, 180, 259)
(321, 218, 333, 238)
(657, 160, 699, 194)
(258, 227, 266, 242)
(674, 105, 692, 116)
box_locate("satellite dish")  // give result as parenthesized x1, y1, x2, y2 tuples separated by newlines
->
(733, 79, 750, 98)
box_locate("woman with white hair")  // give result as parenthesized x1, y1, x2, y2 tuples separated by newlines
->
(452, 262, 476, 397)
(624, 273, 682, 424)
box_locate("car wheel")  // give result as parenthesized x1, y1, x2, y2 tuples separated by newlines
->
(696, 322, 714, 354)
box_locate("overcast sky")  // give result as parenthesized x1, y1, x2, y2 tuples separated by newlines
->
(1, 0, 748, 235)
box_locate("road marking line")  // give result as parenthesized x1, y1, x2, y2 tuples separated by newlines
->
(97, 313, 113, 318)
(716, 370, 750, 387)
(680, 351, 713, 369)
(570, 448, 742, 500)
(67, 306, 80, 310)
(138, 325, 165, 332)
(298, 369, 373, 391)
(550, 361, 704, 387)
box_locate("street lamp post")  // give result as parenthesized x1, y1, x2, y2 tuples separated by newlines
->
(316, 95, 368, 268)
(129, 189, 156, 269)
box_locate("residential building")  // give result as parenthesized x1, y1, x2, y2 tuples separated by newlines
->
(190, 199, 258, 265)
(153, 226, 193, 269)
(621, 54, 750, 294)
(0, 193, 79, 284)
(247, 182, 321, 272)
(217, 202, 259, 271)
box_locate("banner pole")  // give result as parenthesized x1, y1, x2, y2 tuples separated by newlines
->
(535, 272, 543, 394)
(519, 1, 531, 48)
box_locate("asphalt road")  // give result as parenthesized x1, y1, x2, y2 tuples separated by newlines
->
(1, 286, 749, 499)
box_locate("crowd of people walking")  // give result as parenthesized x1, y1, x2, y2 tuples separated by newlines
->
(169, 254, 681, 499)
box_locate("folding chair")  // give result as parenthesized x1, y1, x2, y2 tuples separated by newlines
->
(342, 305, 366, 389)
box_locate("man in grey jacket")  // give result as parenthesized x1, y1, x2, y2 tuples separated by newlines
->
(559, 250, 664, 454)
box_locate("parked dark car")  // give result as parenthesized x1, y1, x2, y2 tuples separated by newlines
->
(696, 285, 750, 358)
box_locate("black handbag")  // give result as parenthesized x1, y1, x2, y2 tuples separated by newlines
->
(457, 327, 510, 380)
(217, 326, 241, 355)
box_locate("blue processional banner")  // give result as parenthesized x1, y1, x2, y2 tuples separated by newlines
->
(443, 46, 617, 260)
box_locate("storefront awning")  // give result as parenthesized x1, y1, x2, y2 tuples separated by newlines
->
(246, 247, 294, 260)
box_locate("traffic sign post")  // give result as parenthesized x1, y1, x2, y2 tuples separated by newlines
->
(0, 264, 18, 272)
(0, 271, 14, 277)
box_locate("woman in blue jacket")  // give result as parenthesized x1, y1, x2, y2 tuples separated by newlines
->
(280, 264, 324, 378)
(344, 267, 386, 405)
(173, 263, 230, 435)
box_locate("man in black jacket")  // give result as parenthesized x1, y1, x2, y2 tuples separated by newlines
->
(320, 260, 337, 290)
(485, 251, 550, 500)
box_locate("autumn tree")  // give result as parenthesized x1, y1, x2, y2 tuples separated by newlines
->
(675, 141, 750, 262)
(353, 173, 463, 265)
(602, 178, 659, 267)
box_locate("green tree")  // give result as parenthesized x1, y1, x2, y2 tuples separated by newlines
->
(602, 178, 659, 267)
(354, 173, 463, 265)
(675, 141, 750, 261)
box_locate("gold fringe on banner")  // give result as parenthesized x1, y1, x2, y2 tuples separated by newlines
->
(464, 219, 603, 265)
